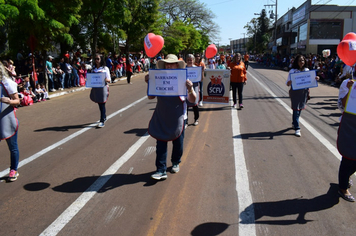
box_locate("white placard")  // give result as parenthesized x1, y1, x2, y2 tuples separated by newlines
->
(148, 69, 187, 96)
(86, 73, 106, 88)
(187, 67, 202, 83)
(290, 70, 318, 90)
(345, 82, 356, 115)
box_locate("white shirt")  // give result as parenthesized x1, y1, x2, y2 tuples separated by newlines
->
(93, 66, 111, 80)
(2, 78, 18, 95)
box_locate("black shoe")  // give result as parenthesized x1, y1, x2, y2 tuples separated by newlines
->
(338, 190, 355, 202)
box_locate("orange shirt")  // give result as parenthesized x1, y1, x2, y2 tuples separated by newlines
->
(244, 54, 249, 62)
(229, 61, 247, 83)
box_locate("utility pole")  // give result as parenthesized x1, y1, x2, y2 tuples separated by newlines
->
(242, 33, 246, 53)
(265, 0, 278, 52)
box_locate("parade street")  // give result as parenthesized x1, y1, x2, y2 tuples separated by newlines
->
(0, 63, 355, 236)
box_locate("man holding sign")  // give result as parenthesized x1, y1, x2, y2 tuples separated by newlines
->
(286, 55, 319, 137)
(145, 54, 196, 180)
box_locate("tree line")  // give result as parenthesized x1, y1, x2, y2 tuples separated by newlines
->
(0, 0, 219, 60)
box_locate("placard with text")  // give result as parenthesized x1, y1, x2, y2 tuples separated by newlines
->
(86, 73, 106, 88)
(290, 70, 318, 90)
(186, 67, 202, 83)
(148, 69, 187, 96)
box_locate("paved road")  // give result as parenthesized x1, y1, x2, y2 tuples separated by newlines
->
(0, 63, 355, 236)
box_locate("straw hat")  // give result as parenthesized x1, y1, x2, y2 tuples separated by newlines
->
(157, 54, 186, 69)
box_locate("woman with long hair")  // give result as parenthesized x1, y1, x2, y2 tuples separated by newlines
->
(228, 53, 247, 109)
(286, 54, 319, 137)
(0, 62, 21, 181)
(90, 54, 111, 128)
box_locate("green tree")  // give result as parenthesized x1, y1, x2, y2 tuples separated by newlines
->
(256, 9, 271, 52)
(119, 0, 161, 62)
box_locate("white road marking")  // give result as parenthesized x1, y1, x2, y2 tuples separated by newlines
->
(39, 133, 150, 236)
(248, 71, 341, 160)
(231, 96, 256, 235)
(0, 96, 148, 178)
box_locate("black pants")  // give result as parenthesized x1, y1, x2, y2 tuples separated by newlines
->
(339, 157, 356, 190)
(187, 106, 199, 122)
(245, 61, 249, 70)
(231, 82, 244, 105)
(126, 71, 132, 83)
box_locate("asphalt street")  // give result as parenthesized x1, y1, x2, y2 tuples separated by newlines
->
(0, 63, 355, 236)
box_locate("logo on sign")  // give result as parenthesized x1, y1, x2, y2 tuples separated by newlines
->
(207, 75, 224, 96)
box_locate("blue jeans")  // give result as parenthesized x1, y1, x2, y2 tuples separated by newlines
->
(6, 126, 19, 171)
(66, 73, 72, 87)
(155, 121, 186, 173)
(98, 103, 106, 122)
(72, 68, 79, 86)
(48, 73, 54, 90)
(60, 73, 65, 89)
(292, 110, 301, 130)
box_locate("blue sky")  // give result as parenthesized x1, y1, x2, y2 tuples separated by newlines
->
(203, 0, 355, 45)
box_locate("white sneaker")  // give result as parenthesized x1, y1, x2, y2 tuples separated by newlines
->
(198, 101, 203, 107)
(171, 164, 180, 173)
(295, 129, 301, 137)
(193, 120, 199, 126)
(97, 122, 105, 128)
(151, 171, 167, 180)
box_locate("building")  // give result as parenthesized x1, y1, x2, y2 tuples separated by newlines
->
(274, 0, 356, 56)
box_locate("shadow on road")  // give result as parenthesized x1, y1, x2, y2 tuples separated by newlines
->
(34, 123, 94, 132)
(48, 172, 160, 194)
(240, 183, 340, 225)
(123, 128, 148, 137)
(191, 222, 230, 236)
(236, 127, 294, 140)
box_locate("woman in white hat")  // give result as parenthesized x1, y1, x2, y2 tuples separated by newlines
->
(145, 54, 196, 180)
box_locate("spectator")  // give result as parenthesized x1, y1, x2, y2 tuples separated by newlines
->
(46, 56, 56, 91)
(35, 83, 45, 101)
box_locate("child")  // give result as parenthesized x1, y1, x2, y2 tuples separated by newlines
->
(35, 83, 45, 101)
(40, 83, 49, 100)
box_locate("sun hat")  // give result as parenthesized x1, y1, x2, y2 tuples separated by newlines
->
(48, 55, 54, 59)
(157, 54, 186, 69)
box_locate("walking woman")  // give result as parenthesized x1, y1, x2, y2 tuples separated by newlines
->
(186, 54, 200, 126)
(286, 54, 319, 137)
(228, 53, 247, 109)
(90, 54, 111, 128)
(0, 62, 21, 181)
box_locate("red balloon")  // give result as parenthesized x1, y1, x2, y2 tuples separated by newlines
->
(144, 33, 164, 58)
(343, 32, 356, 41)
(205, 44, 217, 59)
(337, 39, 356, 66)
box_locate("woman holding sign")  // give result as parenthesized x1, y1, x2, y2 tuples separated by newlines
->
(186, 54, 200, 126)
(286, 54, 319, 137)
(90, 54, 111, 128)
(337, 79, 356, 202)
(0, 62, 21, 181)
(145, 54, 196, 180)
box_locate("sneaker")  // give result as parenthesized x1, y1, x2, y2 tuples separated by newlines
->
(193, 120, 199, 126)
(295, 129, 301, 137)
(50, 89, 56, 92)
(198, 101, 203, 107)
(8, 169, 19, 182)
(151, 171, 167, 180)
(42, 99, 46, 101)
(97, 122, 105, 128)
(239, 104, 244, 109)
(171, 164, 180, 173)
(60, 88, 64, 91)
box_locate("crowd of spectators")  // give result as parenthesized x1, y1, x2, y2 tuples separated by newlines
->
(1, 49, 155, 107)
(253, 53, 355, 88)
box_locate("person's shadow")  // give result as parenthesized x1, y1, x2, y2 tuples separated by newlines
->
(51, 172, 159, 194)
(240, 183, 340, 225)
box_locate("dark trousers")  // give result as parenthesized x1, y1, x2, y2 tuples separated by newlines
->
(187, 106, 199, 122)
(155, 121, 186, 173)
(126, 71, 132, 83)
(231, 82, 244, 105)
(339, 157, 356, 190)
(245, 61, 249, 70)
(98, 103, 106, 122)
